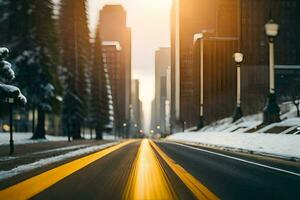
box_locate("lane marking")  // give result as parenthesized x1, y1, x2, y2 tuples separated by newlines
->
(123, 139, 177, 200)
(0, 140, 135, 200)
(150, 140, 219, 200)
(168, 141, 300, 177)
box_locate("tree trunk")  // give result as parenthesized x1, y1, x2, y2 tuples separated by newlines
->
(32, 108, 46, 139)
(32, 108, 35, 134)
(95, 125, 103, 140)
(72, 119, 82, 140)
(293, 101, 300, 117)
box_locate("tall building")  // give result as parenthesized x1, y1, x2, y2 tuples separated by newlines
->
(154, 47, 170, 134)
(171, 0, 300, 128)
(166, 66, 172, 133)
(98, 5, 132, 132)
(150, 99, 156, 133)
(171, 0, 239, 128)
(131, 79, 142, 136)
(102, 41, 122, 133)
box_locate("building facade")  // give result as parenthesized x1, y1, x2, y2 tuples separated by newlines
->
(131, 79, 143, 136)
(101, 42, 122, 133)
(171, 0, 239, 128)
(153, 47, 170, 134)
(241, 0, 300, 114)
(99, 5, 132, 132)
(171, 0, 300, 128)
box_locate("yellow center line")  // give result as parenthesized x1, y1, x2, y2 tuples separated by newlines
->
(123, 139, 178, 200)
(0, 140, 135, 200)
(150, 140, 220, 200)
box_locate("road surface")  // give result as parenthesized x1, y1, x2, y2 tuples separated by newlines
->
(0, 139, 300, 200)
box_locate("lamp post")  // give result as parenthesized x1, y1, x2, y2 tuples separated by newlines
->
(182, 120, 186, 132)
(156, 125, 161, 135)
(232, 53, 244, 122)
(194, 33, 204, 129)
(263, 19, 281, 124)
(6, 98, 14, 154)
(123, 123, 127, 138)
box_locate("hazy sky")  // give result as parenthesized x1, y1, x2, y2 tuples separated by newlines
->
(88, 0, 172, 130)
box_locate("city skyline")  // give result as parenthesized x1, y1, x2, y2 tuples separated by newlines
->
(88, 0, 172, 131)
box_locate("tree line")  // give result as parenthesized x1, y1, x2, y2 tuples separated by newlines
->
(0, 0, 109, 140)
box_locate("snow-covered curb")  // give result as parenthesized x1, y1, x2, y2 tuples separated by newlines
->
(0, 132, 68, 146)
(0, 132, 119, 146)
(0, 144, 89, 162)
(166, 132, 300, 161)
(0, 142, 118, 181)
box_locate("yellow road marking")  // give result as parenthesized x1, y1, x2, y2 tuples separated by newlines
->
(123, 139, 178, 200)
(150, 140, 220, 200)
(0, 140, 135, 200)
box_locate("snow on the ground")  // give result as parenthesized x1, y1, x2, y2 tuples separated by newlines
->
(166, 131, 300, 159)
(167, 102, 300, 159)
(198, 101, 298, 133)
(0, 132, 120, 146)
(201, 113, 262, 133)
(0, 144, 89, 162)
(0, 132, 67, 146)
(83, 132, 121, 140)
(33, 144, 89, 155)
(0, 142, 118, 181)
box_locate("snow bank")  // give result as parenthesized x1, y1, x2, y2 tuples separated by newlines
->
(0, 144, 89, 162)
(0, 132, 67, 146)
(0, 142, 118, 181)
(0, 132, 120, 146)
(198, 101, 298, 133)
(166, 132, 300, 159)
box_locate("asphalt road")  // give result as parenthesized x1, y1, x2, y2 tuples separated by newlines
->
(32, 140, 195, 200)
(1, 139, 300, 200)
(156, 141, 300, 200)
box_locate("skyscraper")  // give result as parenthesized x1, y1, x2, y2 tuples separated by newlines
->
(98, 5, 132, 132)
(171, 0, 300, 127)
(101, 41, 122, 133)
(131, 79, 142, 136)
(171, 0, 239, 128)
(154, 47, 170, 134)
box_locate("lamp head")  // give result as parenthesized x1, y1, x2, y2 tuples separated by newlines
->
(234, 53, 244, 63)
(193, 33, 204, 44)
(265, 19, 279, 37)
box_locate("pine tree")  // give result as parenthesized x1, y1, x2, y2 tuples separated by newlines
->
(0, 0, 9, 44)
(59, 0, 90, 139)
(1, 0, 60, 139)
(0, 48, 27, 115)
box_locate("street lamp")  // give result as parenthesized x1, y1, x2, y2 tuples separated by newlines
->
(232, 53, 244, 122)
(182, 120, 186, 132)
(263, 19, 281, 124)
(7, 97, 14, 154)
(123, 123, 127, 138)
(194, 33, 204, 129)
